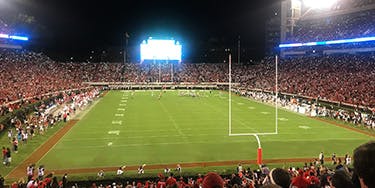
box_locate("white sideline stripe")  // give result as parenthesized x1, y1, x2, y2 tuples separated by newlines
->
(28, 97, 103, 170)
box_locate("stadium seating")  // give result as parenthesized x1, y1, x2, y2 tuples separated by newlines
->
(286, 8, 375, 43)
(13, 160, 357, 188)
(1, 49, 374, 109)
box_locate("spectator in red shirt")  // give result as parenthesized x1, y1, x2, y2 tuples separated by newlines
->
(156, 178, 166, 188)
(291, 170, 309, 188)
(166, 173, 177, 187)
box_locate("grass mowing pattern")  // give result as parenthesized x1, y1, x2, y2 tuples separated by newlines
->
(38, 90, 372, 170)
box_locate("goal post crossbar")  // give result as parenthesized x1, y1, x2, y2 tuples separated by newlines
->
(229, 132, 278, 137)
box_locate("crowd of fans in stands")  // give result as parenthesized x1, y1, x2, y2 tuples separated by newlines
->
(1, 49, 374, 111)
(285, 1, 375, 43)
(0, 49, 84, 104)
(289, 9, 375, 42)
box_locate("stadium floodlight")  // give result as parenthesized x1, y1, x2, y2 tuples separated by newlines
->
(303, 0, 338, 9)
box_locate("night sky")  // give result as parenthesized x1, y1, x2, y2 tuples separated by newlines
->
(0, 0, 280, 61)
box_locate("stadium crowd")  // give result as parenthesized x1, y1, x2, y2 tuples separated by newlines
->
(286, 7, 375, 43)
(1, 49, 374, 110)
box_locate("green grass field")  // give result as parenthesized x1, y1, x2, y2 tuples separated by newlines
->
(37, 90, 371, 170)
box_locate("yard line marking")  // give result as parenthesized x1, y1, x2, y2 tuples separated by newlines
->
(159, 102, 188, 142)
(199, 97, 260, 133)
(111, 120, 123, 125)
(108, 130, 120, 135)
(298, 125, 311, 129)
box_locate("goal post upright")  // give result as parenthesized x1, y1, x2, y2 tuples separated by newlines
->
(275, 55, 279, 134)
(227, 54, 280, 165)
(229, 54, 232, 136)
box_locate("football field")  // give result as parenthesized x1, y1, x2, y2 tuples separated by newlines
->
(38, 90, 371, 170)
